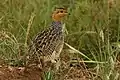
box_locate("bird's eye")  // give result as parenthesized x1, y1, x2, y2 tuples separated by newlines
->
(60, 11, 63, 13)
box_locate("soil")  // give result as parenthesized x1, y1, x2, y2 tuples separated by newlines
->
(0, 64, 92, 80)
(0, 66, 42, 80)
(0, 51, 93, 80)
(1, 51, 119, 80)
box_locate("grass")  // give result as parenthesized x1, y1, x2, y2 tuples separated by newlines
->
(0, 0, 120, 80)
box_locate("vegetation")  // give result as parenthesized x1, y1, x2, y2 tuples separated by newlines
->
(0, 0, 120, 80)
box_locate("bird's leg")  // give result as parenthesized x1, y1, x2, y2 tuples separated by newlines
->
(50, 51, 57, 63)
(43, 51, 56, 63)
(55, 58, 61, 70)
(54, 43, 64, 70)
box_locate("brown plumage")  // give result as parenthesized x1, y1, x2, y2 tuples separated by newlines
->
(26, 8, 68, 69)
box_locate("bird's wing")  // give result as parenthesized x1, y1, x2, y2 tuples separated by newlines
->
(32, 27, 63, 56)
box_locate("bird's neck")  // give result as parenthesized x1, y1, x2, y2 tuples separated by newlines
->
(51, 21, 62, 29)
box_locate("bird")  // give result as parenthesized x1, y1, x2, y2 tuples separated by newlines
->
(25, 7, 68, 70)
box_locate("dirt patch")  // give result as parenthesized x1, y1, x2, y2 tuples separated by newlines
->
(0, 51, 105, 80)
(0, 56, 93, 80)
(0, 66, 42, 80)
(0, 65, 93, 80)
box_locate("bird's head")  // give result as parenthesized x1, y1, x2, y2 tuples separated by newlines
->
(52, 8, 68, 22)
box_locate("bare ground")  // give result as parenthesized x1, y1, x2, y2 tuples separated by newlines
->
(0, 66, 42, 80)
(0, 51, 119, 80)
